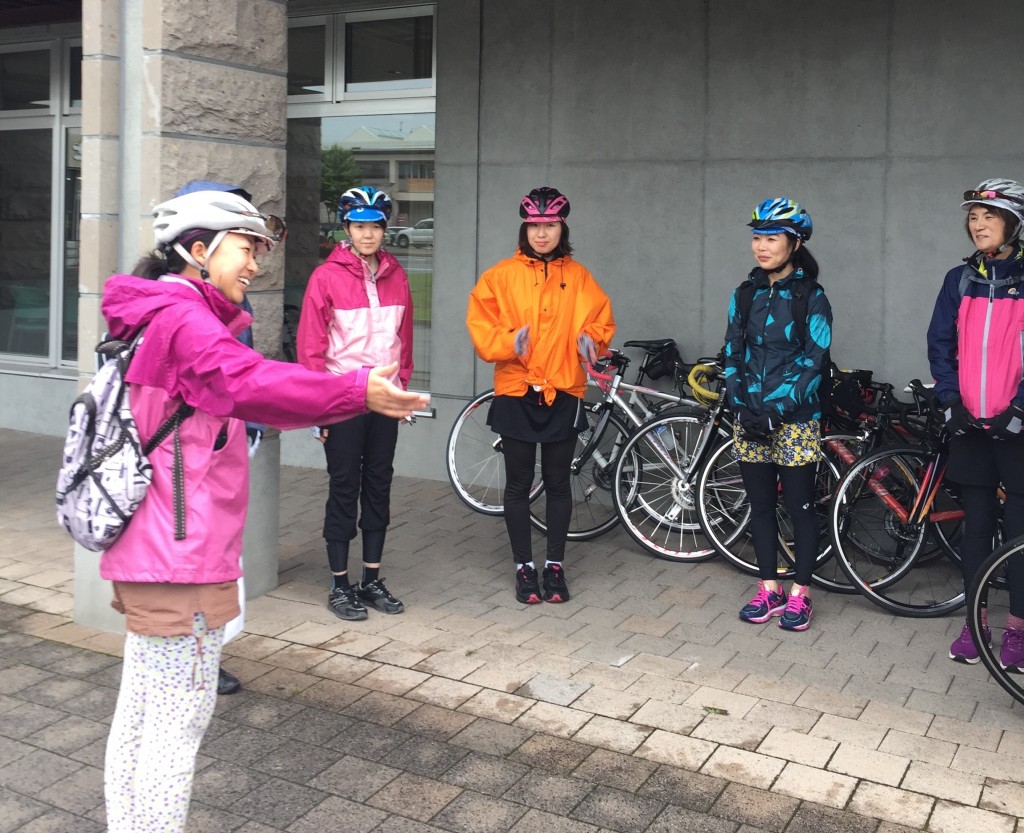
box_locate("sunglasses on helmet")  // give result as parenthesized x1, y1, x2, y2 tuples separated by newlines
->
(264, 214, 288, 244)
(963, 189, 1024, 206)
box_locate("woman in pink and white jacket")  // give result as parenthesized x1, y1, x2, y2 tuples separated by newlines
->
(297, 186, 414, 622)
(928, 178, 1024, 669)
(100, 188, 426, 833)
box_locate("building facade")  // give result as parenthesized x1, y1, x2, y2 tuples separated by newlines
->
(4, 0, 1024, 620)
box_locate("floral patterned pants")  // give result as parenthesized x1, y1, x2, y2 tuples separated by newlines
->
(105, 613, 223, 833)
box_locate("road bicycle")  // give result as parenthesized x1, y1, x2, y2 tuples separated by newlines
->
(696, 379, 926, 591)
(967, 536, 1021, 705)
(445, 339, 705, 539)
(827, 380, 966, 617)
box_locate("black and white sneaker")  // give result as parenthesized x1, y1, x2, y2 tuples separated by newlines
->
(357, 578, 405, 614)
(327, 585, 368, 621)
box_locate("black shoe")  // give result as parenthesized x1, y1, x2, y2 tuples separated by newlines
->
(516, 565, 542, 604)
(327, 585, 368, 620)
(357, 578, 405, 614)
(217, 667, 241, 696)
(542, 564, 570, 603)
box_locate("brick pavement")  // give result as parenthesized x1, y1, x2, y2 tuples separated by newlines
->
(2, 427, 1024, 831)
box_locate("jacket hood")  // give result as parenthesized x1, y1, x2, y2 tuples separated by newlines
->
(326, 240, 400, 279)
(965, 245, 1024, 285)
(102, 274, 252, 340)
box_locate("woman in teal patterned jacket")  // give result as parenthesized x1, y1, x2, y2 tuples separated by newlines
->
(723, 198, 832, 632)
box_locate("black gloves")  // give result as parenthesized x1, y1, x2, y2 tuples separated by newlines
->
(988, 403, 1024, 440)
(942, 399, 972, 437)
(737, 408, 776, 440)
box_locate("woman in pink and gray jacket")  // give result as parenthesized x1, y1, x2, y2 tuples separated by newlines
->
(100, 188, 426, 833)
(928, 178, 1024, 669)
(297, 186, 414, 622)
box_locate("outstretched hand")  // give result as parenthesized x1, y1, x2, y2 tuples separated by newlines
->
(365, 363, 429, 419)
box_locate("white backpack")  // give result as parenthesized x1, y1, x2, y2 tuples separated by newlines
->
(55, 333, 193, 551)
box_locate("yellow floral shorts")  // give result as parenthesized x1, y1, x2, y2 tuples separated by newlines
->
(733, 419, 821, 466)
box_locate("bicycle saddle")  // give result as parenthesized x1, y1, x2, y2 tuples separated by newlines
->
(623, 338, 676, 353)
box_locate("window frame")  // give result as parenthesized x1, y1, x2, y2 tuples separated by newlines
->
(288, 5, 435, 107)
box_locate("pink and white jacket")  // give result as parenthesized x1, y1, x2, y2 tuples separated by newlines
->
(928, 249, 1024, 418)
(99, 273, 370, 584)
(297, 242, 414, 390)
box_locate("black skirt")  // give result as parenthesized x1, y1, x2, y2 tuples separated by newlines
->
(487, 390, 588, 444)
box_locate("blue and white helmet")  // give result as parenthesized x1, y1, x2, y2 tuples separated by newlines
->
(748, 198, 813, 241)
(339, 186, 392, 224)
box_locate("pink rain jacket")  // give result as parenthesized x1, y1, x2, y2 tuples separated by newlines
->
(297, 242, 414, 389)
(99, 274, 369, 584)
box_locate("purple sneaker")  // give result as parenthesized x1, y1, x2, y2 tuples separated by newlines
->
(1000, 626, 1024, 673)
(739, 582, 787, 623)
(949, 623, 991, 664)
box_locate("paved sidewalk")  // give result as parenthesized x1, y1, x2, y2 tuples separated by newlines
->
(2, 427, 1024, 832)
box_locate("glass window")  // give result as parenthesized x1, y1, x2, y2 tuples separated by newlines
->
(68, 46, 82, 110)
(0, 128, 52, 357)
(344, 15, 433, 92)
(285, 114, 434, 390)
(63, 129, 81, 362)
(0, 49, 50, 111)
(288, 24, 327, 97)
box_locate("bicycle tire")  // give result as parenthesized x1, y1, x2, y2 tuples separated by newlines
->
(829, 446, 964, 617)
(529, 410, 631, 541)
(695, 434, 853, 592)
(968, 537, 1023, 706)
(446, 390, 542, 515)
(613, 412, 724, 562)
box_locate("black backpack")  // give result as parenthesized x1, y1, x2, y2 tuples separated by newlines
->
(733, 276, 836, 413)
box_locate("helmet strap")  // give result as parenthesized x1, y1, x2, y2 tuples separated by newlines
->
(174, 230, 228, 281)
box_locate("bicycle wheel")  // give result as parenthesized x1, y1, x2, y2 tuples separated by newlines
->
(968, 537, 1022, 706)
(829, 446, 964, 617)
(446, 390, 542, 515)
(530, 410, 631, 541)
(614, 413, 723, 562)
(696, 435, 852, 592)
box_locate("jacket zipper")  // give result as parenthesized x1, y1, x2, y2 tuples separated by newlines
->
(980, 274, 995, 418)
(759, 284, 775, 402)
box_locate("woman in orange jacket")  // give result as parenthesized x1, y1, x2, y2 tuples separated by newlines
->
(467, 187, 615, 604)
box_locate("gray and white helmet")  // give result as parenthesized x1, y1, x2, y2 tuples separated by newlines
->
(153, 190, 276, 276)
(961, 178, 1024, 241)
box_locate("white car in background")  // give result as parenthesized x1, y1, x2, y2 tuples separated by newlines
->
(394, 218, 433, 248)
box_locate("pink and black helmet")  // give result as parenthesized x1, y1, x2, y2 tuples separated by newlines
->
(519, 187, 570, 223)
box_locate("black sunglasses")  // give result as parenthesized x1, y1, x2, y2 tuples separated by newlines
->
(964, 189, 1024, 206)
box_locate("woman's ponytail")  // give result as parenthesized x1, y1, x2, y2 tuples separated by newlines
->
(793, 245, 819, 281)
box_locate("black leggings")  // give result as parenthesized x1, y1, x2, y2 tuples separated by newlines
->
(739, 461, 818, 587)
(958, 483, 1024, 616)
(502, 434, 576, 563)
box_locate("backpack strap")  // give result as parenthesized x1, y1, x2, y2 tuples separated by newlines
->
(735, 277, 756, 332)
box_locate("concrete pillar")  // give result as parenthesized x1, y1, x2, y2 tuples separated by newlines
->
(74, 0, 288, 630)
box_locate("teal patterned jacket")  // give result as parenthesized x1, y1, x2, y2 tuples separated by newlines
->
(723, 268, 832, 423)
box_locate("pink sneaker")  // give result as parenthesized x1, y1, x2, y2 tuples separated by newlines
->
(739, 582, 787, 623)
(779, 592, 813, 631)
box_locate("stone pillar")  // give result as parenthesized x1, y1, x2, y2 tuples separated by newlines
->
(74, 0, 289, 629)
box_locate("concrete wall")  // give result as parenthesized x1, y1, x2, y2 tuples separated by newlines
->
(423, 0, 1024, 440)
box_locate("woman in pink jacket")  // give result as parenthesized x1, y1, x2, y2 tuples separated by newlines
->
(99, 188, 426, 833)
(297, 186, 414, 621)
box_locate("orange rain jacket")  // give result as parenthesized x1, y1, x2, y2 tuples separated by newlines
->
(467, 250, 616, 404)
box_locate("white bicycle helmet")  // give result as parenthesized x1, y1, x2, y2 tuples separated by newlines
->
(153, 190, 276, 278)
(961, 178, 1024, 243)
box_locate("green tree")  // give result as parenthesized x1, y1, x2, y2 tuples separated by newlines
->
(320, 145, 361, 219)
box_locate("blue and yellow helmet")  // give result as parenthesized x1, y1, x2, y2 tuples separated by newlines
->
(748, 198, 813, 241)
(340, 186, 392, 224)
